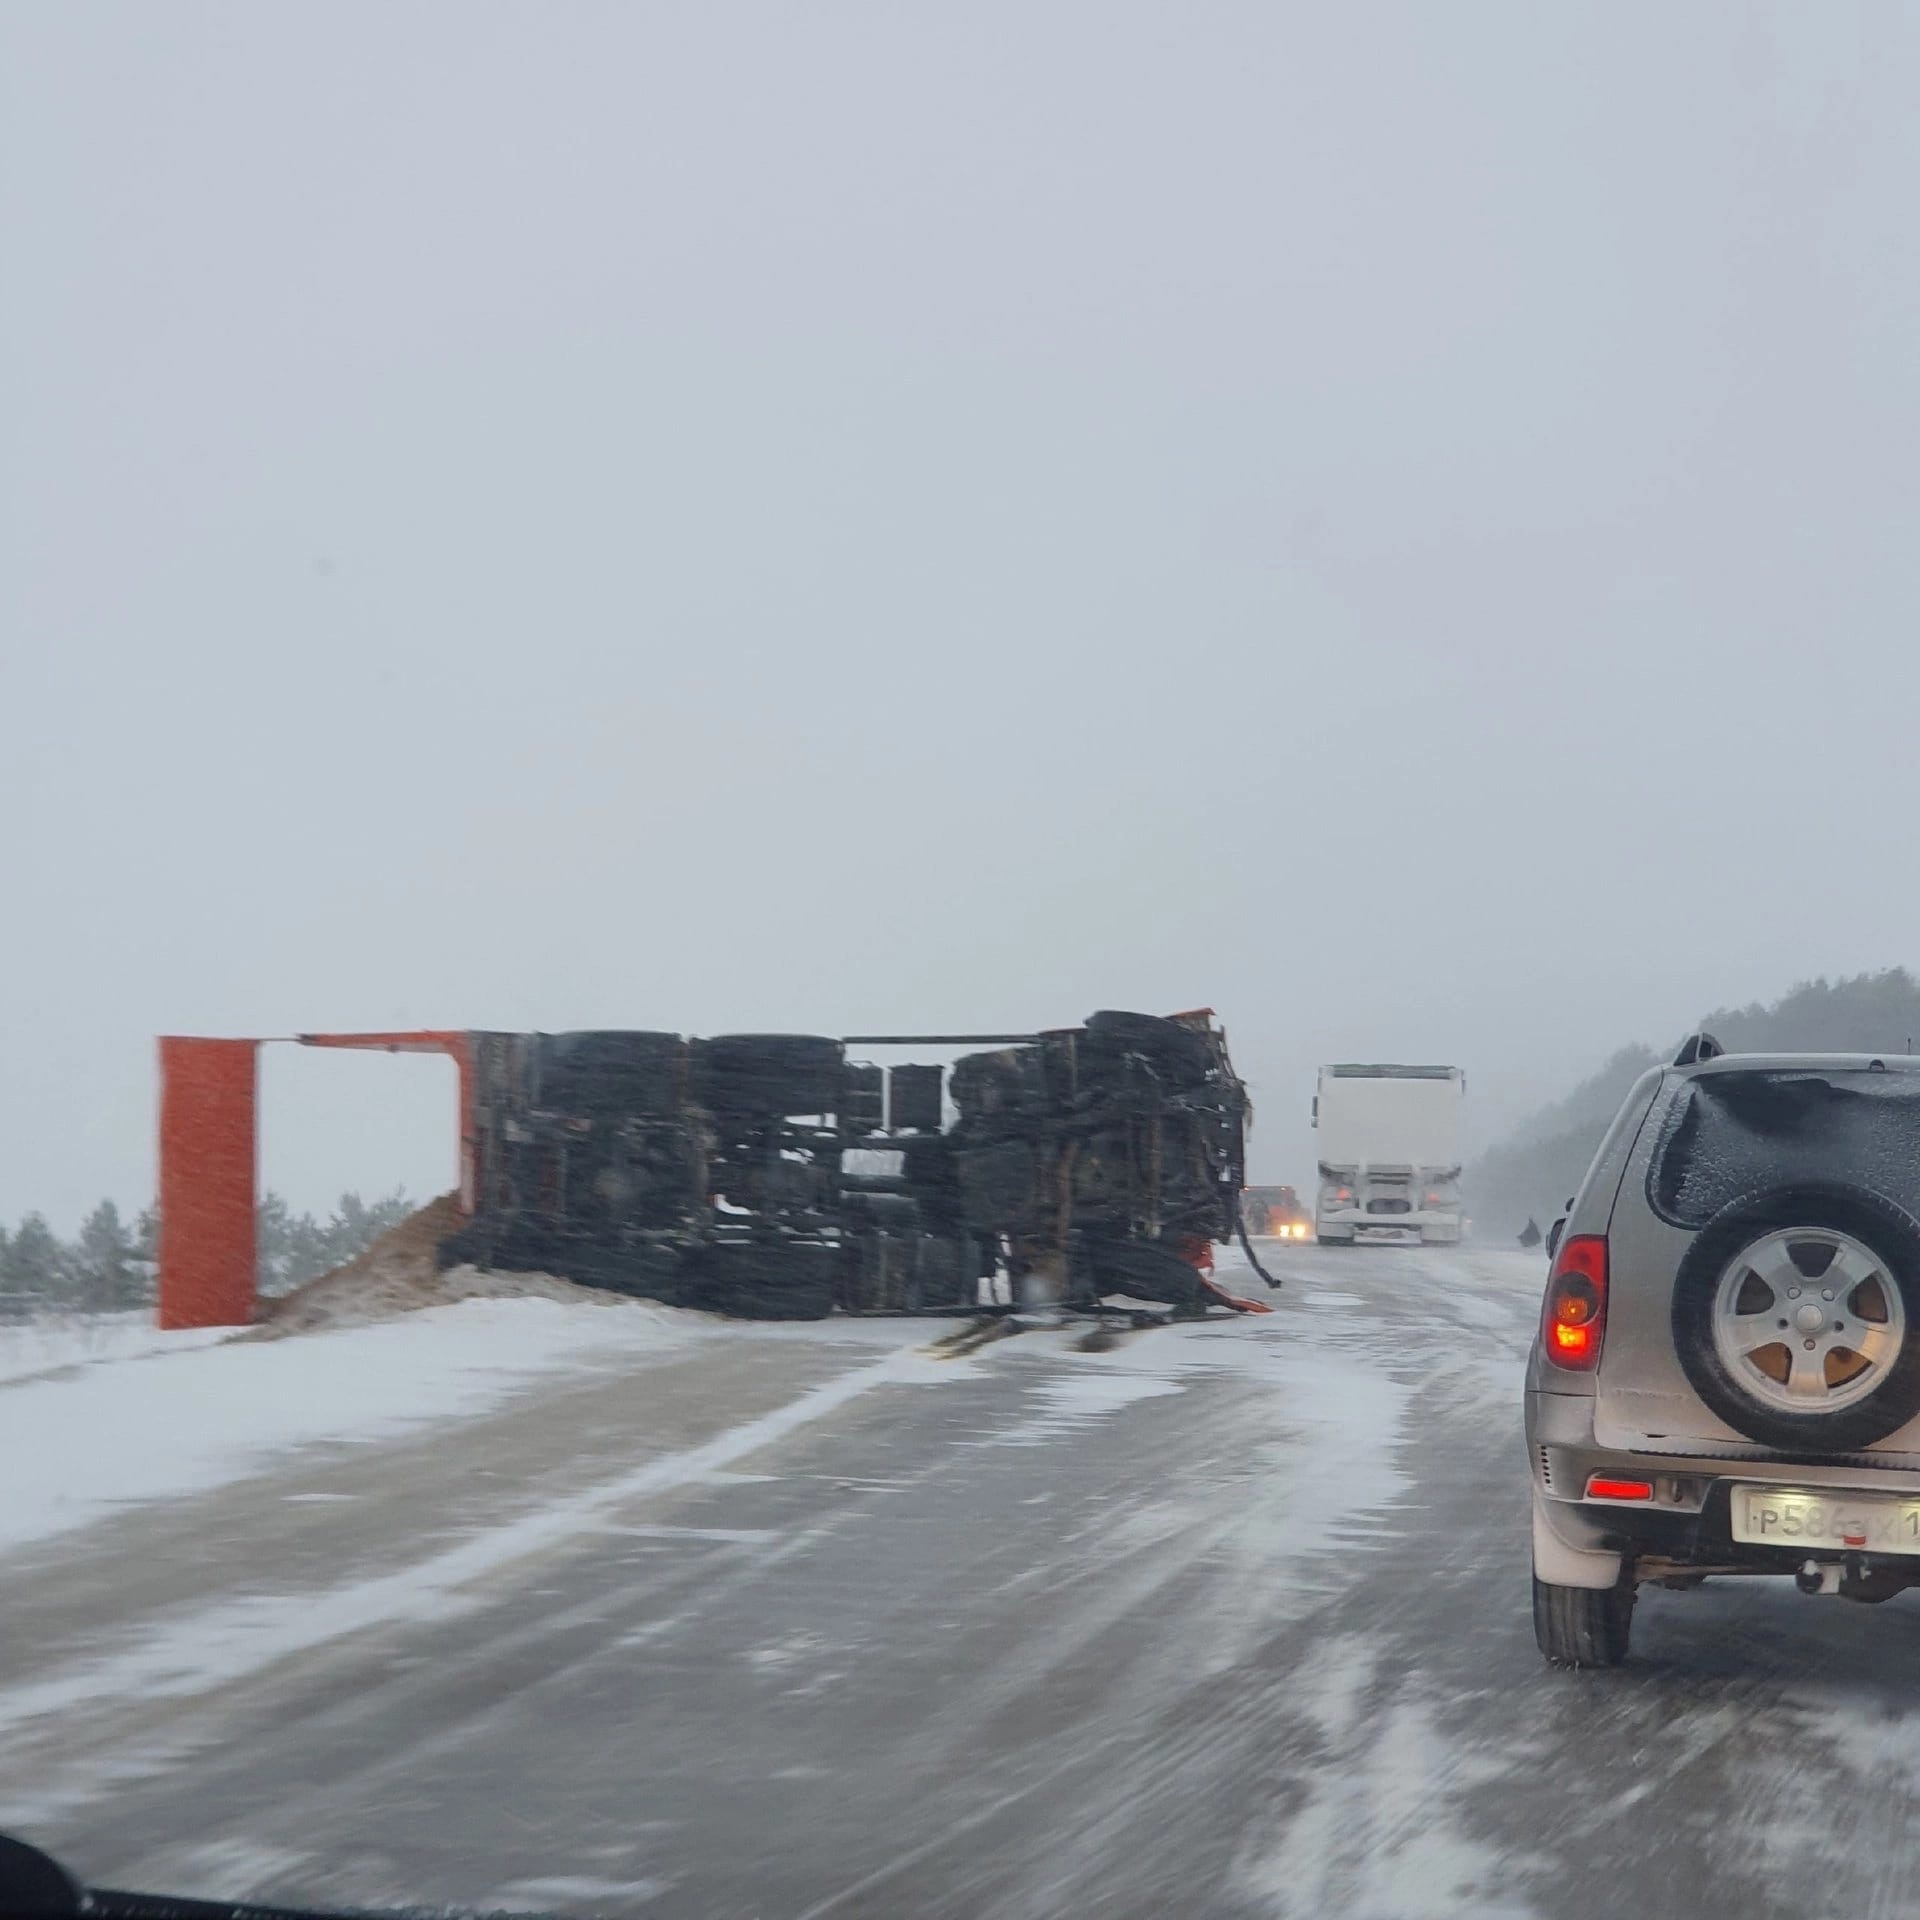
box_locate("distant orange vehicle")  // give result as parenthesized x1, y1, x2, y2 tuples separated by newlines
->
(1242, 1184, 1313, 1240)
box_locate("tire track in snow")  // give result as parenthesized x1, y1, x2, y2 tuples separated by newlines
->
(0, 1342, 978, 1751)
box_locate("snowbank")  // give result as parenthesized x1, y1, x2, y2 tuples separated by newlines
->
(0, 1293, 714, 1552)
(254, 1262, 634, 1337)
(0, 1313, 232, 1388)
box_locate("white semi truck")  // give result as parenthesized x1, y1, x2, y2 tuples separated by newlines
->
(1313, 1063, 1466, 1245)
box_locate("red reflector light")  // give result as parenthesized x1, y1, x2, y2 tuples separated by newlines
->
(1541, 1234, 1608, 1373)
(1586, 1475, 1653, 1502)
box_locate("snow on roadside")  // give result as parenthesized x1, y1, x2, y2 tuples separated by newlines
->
(0, 1313, 233, 1388)
(0, 1294, 717, 1553)
(249, 1260, 642, 1338)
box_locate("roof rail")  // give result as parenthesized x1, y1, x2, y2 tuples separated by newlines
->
(1673, 1031, 1724, 1067)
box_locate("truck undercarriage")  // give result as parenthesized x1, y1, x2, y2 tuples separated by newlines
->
(439, 1010, 1251, 1320)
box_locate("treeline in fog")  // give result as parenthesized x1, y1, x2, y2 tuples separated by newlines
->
(0, 1189, 416, 1318)
(1472, 970, 1920, 1242)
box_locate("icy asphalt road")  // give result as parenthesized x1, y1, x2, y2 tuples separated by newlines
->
(6, 1246, 1920, 1920)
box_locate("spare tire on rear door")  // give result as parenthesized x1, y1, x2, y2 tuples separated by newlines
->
(1671, 1182, 1920, 1452)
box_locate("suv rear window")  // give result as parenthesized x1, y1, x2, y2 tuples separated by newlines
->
(1649, 1070, 1920, 1227)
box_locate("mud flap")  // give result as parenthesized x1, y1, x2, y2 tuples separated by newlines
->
(1532, 1492, 1625, 1590)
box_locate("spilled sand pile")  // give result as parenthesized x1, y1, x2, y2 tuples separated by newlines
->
(252, 1195, 624, 1338)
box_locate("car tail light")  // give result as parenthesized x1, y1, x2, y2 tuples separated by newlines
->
(1586, 1474, 1653, 1502)
(1335, 1187, 1352, 1202)
(1542, 1234, 1608, 1372)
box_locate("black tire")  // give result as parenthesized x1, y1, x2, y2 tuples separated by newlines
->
(921, 1232, 987, 1310)
(695, 1034, 844, 1118)
(1082, 1010, 1214, 1083)
(456, 1223, 696, 1304)
(1671, 1182, 1920, 1452)
(1532, 1572, 1634, 1667)
(569, 1243, 698, 1305)
(689, 1243, 839, 1320)
(436, 1222, 484, 1271)
(949, 1046, 1048, 1123)
(887, 1062, 946, 1134)
(1084, 1237, 1208, 1313)
(540, 1031, 685, 1115)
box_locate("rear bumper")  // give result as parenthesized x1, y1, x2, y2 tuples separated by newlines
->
(1534, 1478, 1920, 1586)
(1317, 1207, 1460, 1236)
(1528, 1387, 1920, 1579)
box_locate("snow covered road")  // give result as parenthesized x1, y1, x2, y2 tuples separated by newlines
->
(6, 1247, 1920, 1918)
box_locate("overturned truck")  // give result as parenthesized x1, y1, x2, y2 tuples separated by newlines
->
(441, 1010, 1250, 1319)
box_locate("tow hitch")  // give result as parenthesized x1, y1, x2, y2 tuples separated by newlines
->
(1795, 1558, 1842, 1596)
(1797, 1555, 1908, 1602)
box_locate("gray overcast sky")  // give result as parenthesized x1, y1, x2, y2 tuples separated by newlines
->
(4, 3, 1918, 1225)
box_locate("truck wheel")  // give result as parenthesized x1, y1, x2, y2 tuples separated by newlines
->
(692, 1244, 838, 1320)
(694, 1034, 845, 1119)
(1084, 1237, 1209, 1314)
(1082, 1010, 1214, 1079)
(1532, 1570, 1634, 1668)
(539, 1031, 686, 1115)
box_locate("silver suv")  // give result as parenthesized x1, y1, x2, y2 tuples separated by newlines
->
(1526, 1039, 1920, 1666)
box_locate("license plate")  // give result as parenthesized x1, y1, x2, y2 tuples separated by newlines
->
(1732, 1486, 1920, 1555)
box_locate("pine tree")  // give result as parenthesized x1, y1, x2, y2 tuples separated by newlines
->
(1, 1214, 70, 1309)
(328, 1191, 377, 1264)
(282, 1206, 333, 1287)
(130, 1205, 160, 1301)
(353, 1188, 414, 1243)
(252, 1188, 413, 1296)
(256, 1190, 296, 1294)
(313, 1190, 412, 1277)
(72, 1200, 145, 1311)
